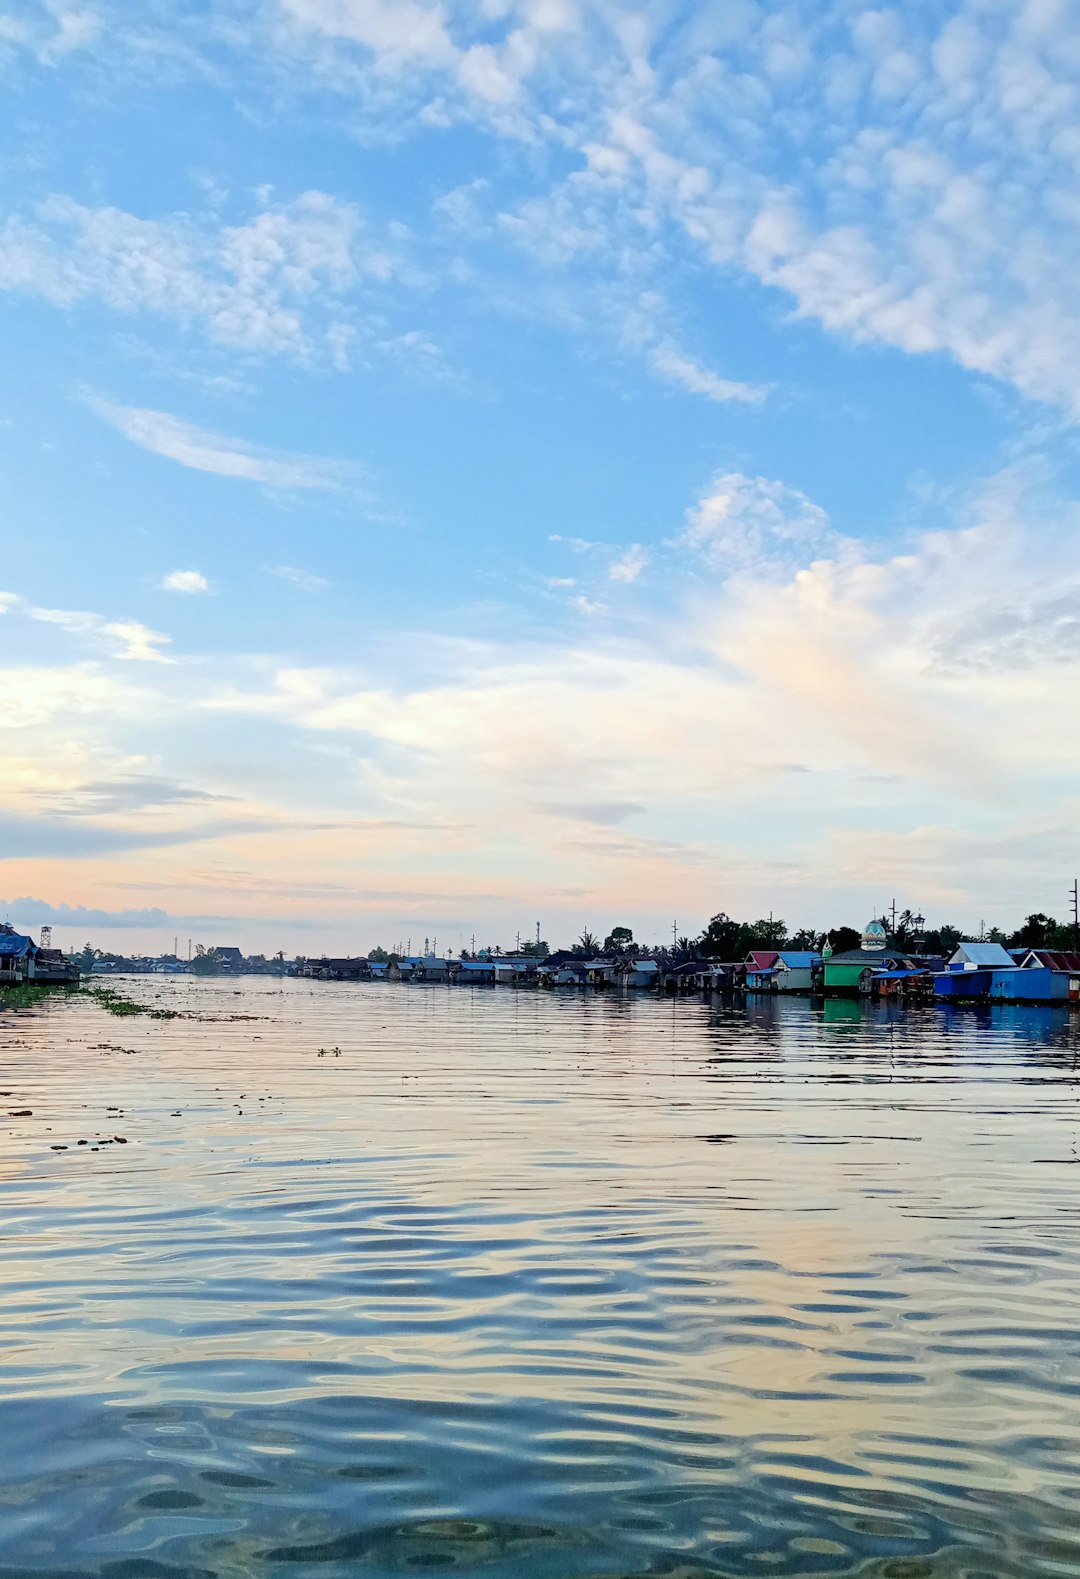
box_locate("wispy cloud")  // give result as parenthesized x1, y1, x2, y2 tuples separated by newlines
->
(646, 343, 766, 405)
(160, 570, 210, 594)
(85, 395, 360, 492)
(681, 473, 838, 580)
(265, 565, 329, 592)
(27, 604, 174, 663)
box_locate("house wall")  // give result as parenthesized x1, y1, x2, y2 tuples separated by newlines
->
(935, 970, 992, 998)
(823, 963, 870, 993)
(776, 967, 815, 993)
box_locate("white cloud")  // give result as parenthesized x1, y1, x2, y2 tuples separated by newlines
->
(266, 564, 328, 591)
(682, 473, 838, 580)
(28, 605, 175, 664)
(609, 545, 648, 584)
(647, 343, 765, 405)
(267, 0, 1080, 420)
(161, 570, 210, 595)
(0, 2, 100, 64)
(0, 190, 388, 362)
(281, 0, 456, 68)
(85, 396, 358, 492)
(0, 591, 16, 613)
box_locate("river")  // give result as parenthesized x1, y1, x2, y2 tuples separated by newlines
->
(2, 978, 1079, 1577)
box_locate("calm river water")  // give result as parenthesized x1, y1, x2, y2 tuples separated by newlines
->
(2, 979, 1080, 1579)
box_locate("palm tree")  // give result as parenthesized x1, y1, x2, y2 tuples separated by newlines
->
(577, 929, 599, 955)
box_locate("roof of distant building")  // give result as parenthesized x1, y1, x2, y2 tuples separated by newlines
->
(0, 933, 35, 957)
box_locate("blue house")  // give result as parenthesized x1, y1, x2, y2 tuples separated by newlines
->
(0, 932, 37, 984)
(935, 968, 993, 999)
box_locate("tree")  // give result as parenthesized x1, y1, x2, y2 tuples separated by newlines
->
(191, 945, 223, 977)
(922, 924, 963, 956)
(1009, 913, 1056, 949)
(603, 926, 634, 954)
(827, 926, 861, 954)
(699, 913, 741, 960)
(745, 918, 787, 949)
(368, 945, 389, 962)
(519, 939, 550, 957)
(788, 927, 820, 951)
(575, 930, 599, 956)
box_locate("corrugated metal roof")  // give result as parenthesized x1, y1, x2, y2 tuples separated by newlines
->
(952, 943, 1014, 967)
(1023, 950, 1080, 971)
(776, 951, 821, 968)
(0, 934, 34, 957)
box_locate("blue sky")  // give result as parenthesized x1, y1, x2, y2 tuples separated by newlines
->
(2, 0, 1079, 955)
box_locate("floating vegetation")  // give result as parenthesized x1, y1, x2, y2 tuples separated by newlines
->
(81, 985, 181, 1020)
(0, 982, 78, 1013)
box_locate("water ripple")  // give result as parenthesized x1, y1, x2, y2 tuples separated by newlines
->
(2, 981, 1080, 1576)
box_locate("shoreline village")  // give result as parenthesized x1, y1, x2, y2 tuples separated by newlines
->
(3, 918, 1079, 1008)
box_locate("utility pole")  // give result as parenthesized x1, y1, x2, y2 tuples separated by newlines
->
(672, 919, 678, 947)
(1071, 878, 1079, 947)
(890, 897, 897, 934)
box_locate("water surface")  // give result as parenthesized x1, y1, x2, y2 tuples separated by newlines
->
(2, 979, 1080, 1577)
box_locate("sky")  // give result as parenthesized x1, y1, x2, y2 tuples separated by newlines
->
(2, 0, 1080, 957)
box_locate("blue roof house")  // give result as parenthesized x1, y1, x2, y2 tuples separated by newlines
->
(0, 933, 37, 983)
(774, 950, 822, 993)
(949, 943, 1014, 970)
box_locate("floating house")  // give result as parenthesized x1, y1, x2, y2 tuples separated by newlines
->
(0, 932, 37, 984)
(774, 950, 822, 993)
(619, 959, 660, 989)
(492, 958, 533, 985)
(824, 923, 918, 995)
(745, 949, 780, 974)
(866, 968, 933, 1001)
(987, 967, 1074, 1003)
(745, 964, 778, 993)
(538, 959, 590, 986)
(948, 942, 1015, 971)
(0, 931, 78, 986)
(584, 958, 617, 987)
(457, 960, 495, 985)
(1017, 950, 1080, 974)
(414, 956, 451, 982)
